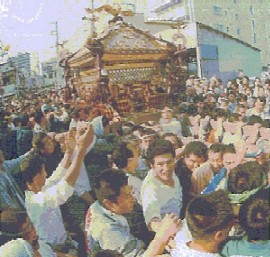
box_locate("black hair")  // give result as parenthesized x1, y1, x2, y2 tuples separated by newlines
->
(33, 110, 44, 124)
(20, 114, 30, 127)
(102, 115, 109, 128)
(0, 208, 28, 245)
(255, 96, 266, 104)
(228, 113, 241, 123)
(12, 116, 21, 127)
(208, 143, 225, 155)
(184, 141, 208, 161)
(112, 142, 133, 169)
(223, 144, 236, 154)
(247, 115, 263, 126)
(228, 161, 264, 194)
(32, 132, 50, 150)
(20, 152, 45, 184)
(146, 139, 175, 164)
(94, 169, 128, 204)
(186, 190, 234, 239)
(239, 187, 270, 241)
(162, 132, 183, 148)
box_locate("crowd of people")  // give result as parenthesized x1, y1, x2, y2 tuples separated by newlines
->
(0, 72, 269, 257)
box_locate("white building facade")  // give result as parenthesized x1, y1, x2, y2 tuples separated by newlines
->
(146, 0, 270, 68)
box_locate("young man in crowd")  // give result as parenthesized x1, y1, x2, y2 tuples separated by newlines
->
(246, 96, 267, 120)
(174, 141, 208, 218)
(85, 168, 181, 257)
(112, 141, 155, 245)
(161, 132, 184, 161)
(158, 105, 182, 137)
(141, 139, 182, 232)
(191, 143, 225, 195)
(200, 144, 242, 195)
(112, 142, 142, 204)
(171, 190, 234, 257)
(20, 124, 94, 254)
(0, 207, 75, 257)
(221, 187, 270, 257)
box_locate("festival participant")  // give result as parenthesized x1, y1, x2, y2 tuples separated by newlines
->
(31, 131, 63, 178)
(20, 124, 94, 253)
(141, 139, 182, 232)
(112, 141, 155, 245)
(84, 115, 118, 190)
(226, 161, 267, 238)
(112, 142, 142, 204)
(33, 110, 48, 133)
(221, 187, 270, 257)
(161, 132, 184, 161)
(85, 169, 181, 257)
(0, 148, 32, 210)
(174, 141, 208, 218)
(246, 96, 267, 120)
(171, 190, 234, 257)
(201, 144, 242, 193)
(227, 161, 266, 198)
(191, 143, 225, 195)
(16, 114, 34, 156)
(252, 77, 264, 98)
(158, 105, 182, 137)
(0, 208, 75, 257)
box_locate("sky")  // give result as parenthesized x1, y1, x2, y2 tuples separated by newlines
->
(0, 0, 104, 62)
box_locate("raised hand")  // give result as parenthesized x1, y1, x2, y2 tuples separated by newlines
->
(158, 213, 182, 240)
(64, 129, 76, 153)
(76, 121, 94, 152)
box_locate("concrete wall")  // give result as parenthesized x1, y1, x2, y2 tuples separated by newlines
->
(197, 24, 261, 81)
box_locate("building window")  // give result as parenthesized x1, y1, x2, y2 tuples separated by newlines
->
(224, 9, 228, 15)
(214, 24, 224, 31)
(212, 5, 222, 15)
(237, 28, 240, 36)
(220, 24, 224, 31)
(250, 6, 254, 15)
(235, 13, 239, 20)
(226, 26, 230, 33)
(251, 19, 256, 29)
(252, 33, 257, 43)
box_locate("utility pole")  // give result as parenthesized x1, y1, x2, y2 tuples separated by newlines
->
(51, 21, 60, 57)
(50, 21, 61, 89)
(82, 0, 96, 38)
(90, 0, 95, 37)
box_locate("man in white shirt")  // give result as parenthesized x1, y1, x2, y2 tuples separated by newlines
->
(246, 97, 267, 120)
(159, 106, 182, 137)
(141, 139, 182, 232)
(20, 124, 94, 248)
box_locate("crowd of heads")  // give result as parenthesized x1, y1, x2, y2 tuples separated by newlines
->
(0, 71, 269, 256)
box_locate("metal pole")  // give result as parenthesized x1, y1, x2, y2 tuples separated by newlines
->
(50, 21, 60, 89)
(91, 0, 95, 37)
(195, 23, 202, 78)
(55, 21, 59, 56)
